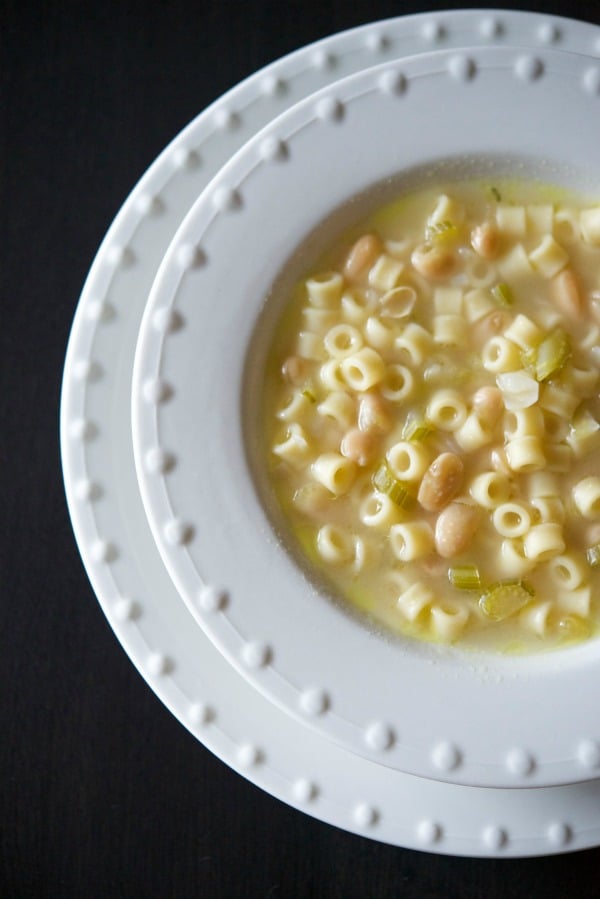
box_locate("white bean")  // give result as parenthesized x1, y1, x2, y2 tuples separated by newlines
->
(344, 234, 382, 281)
(358, 392, 391, 433)
(471, 221, 500, 259)
(340, 428, 376, 467)
(435, 503, 481, 558)
(411, 243, 456, 280)
(418, 453, 464, 512)
(472, 386, 504, 429)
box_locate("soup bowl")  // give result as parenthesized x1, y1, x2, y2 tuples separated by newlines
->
(132, 45, 600, 788)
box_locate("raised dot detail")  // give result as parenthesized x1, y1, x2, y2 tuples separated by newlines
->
(353, 803, 378, 828)
(212, 186, 242, 212)
(188, 702, 215, 726)
(316, 97, 344, 123)
(114, 598, 141, 621)
(547, 821, 572, 847)
(417, 820, 442, 845)
(366, 31, 388, 52)
(431, 741, 461, 771)
(583, 67, 600, 95)
(506, 748, 534, 777)
(152, 307, 184, 334)
(259, 136, 288, 162)
(237, 744, 262, 768)
(482, 825, 507, 850)
(577, 739, 600, 768)
(172, 147, 200, 170)
(312, 50, 336, 70)
(260, 75, 287, 97)
(144, 448, 175, 475)
(299, 687, 329, 716)
(90, 540, 117, 564)
(135, 192, 164, 216)
(448, 55, 476, 81)
(214, 107, 240, 130)
(241, 641, 272, 669)
(106, 244, 134, 268)
(537, 22, 560, 44)
(365, 721, 395, 752)
(142, 378, 172, 404)
(177, 243, 207, 269)
(86, 299, 115, 323)
(421, 20, 445, 42)
(515, 55, 544, 82)
(73, 359, 103, 382)
(147, 653, 172, 676)
(74, 479, 102, 501)
(197, 585, 228, 612)
(378, 69, 407, 96)
(479, 16, 502, 39)
(292, 778, 318, 802)
(69, 419, 98, 441)
(163, 519, 193, 546)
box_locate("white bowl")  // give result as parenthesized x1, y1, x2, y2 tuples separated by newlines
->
(131, 44, 600, 789)
(60, 10, 600, 855)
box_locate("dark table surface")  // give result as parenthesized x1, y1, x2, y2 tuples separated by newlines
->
(5, 1, 600, 896)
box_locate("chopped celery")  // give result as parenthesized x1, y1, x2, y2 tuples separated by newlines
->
(491, 282, 514, 307)
(556, 615, 591, 642)
(372, 462, 414, 509)
(426, 220, 458, 244)
(534, 328, 571, 381)
(520, 328, 571, 382)
(448, 565, 482, 591)
(402, 411, 433, 442)
(586, 544, 600, 568)
(479, 580, 534, 621)
(489, 186, 502, 202)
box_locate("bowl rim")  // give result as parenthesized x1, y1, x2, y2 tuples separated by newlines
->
(132, 43, 600, 788)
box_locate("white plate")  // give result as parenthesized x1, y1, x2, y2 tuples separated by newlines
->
(62, 11, 600, 854)
(132, 44, 600, 789)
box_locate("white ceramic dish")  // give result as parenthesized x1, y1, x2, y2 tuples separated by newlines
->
(62, 11, 600, 854)
(132, 44, 600, 789)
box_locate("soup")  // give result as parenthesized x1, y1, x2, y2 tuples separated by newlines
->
(263, 181, 600, 652)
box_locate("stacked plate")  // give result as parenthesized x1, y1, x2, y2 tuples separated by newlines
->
(61, 11, 600, 857)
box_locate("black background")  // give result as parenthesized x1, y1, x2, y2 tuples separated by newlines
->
(5, 1, 600, 896)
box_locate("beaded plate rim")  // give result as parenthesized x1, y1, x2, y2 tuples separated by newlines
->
(62, 10, 600, 854)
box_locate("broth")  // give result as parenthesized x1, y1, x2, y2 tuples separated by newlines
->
(263, 181, 600, 652)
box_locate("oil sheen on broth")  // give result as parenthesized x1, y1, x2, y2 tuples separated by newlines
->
(263, 181, 600, 652)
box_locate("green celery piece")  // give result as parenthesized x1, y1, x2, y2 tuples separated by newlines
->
(402, 411, 433, 442)
(372, 462, 414, 509)
(426, 220, 458, 244)
(448, 565, 482, 591)
(491, 282, 514, 307)
(556, 615, 591, 642)
(479, 580, 534, 621)
(534, 328, 571, 381)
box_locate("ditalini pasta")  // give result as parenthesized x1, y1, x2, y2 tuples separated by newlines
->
(263, 181, 600, 652)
